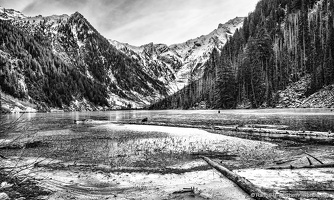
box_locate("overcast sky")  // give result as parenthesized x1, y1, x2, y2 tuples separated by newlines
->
(0, 0, 259, 45)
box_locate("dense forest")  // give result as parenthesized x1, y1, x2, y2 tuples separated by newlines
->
(0, 12, 168, 110)
(0, 19, 109, 108)
(150, 0, 334, 109)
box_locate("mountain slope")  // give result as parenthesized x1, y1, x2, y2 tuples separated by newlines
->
(0, 6, 26, 20)
(0, 6, 245, 112)
(0, 8, 168, 111)
(151, 0, 334, 109)
(109, 17, 244, 92)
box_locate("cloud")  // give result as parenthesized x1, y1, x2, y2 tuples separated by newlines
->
(0, 0, 259, 45)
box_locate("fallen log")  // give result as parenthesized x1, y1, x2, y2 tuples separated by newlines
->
(191, 151, 237, 159)
(274, 159, 296, 165)
(306, 157, 313, 166)
(123, 121, 334, 144)
(280, 189, 334, 192)
(35, 162, 209, 174)
(266, 162, 334, 170)
(201, 156, 276, 200)
(212, 126, 334, 144)
(0, 140, 45, 149)
(304, 152, 324, 164)
(172, 187, 196, 194)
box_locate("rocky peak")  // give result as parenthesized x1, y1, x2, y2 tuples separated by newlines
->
(68, 11, 87, 25)
(218, 17, 244, 29)
(72, 11, 84, 19)
(141, 43, 170, 57)
(68, 11, 99, 35)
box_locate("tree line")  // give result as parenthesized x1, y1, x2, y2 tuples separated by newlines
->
(150, 0, 334, 109)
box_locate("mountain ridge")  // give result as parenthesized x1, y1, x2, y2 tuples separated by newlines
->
(0, 6, 243, 112)
(109, 16, 244, 92)
(0, 6, 27, 20)
(0, 8, 169, 111)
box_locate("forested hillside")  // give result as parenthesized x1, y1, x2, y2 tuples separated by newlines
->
(0, 20, 109, 109)
(150, 0, 334, 109)
(0, 11, 168, 111)
(0, 7, 244, 112)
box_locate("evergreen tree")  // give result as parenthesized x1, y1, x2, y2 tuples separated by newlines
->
(215, 51, 237, 108)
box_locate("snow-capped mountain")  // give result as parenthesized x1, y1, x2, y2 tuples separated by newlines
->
(0, 8, 168, 110)
(0, 6, 27, 20)
(0, 5, 243, 111)
(108, 40, 183, 92)
(110, 17, 244, 92)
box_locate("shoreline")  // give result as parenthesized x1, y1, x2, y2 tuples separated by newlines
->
(1, 123, 275, 200)
(1, 115, 334, 199)
(2, 105, 334, 114)
(116, 121, 334, 145)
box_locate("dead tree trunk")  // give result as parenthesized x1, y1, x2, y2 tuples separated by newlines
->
(267, 162, 334, 170)
(201, 156, 276, 200)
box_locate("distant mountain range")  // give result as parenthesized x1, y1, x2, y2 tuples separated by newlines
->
(110, 17, 243, 92)
(0, 6, 243, 112)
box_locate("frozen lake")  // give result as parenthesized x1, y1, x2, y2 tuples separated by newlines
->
(1, 108, 334, 199)
(2, 108, 334, 132)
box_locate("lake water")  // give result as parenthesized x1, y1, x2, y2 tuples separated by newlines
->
(1, 108, 334, 132)
(1, 108, 334, 199)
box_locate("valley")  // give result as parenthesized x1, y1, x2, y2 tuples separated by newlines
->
(1, 0, 332, 112)
(1, 0, 334, 199)
(0, 6, 243, 112)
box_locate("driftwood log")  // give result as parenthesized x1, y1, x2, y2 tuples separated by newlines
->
(266, 162, 334, 170)
(35, 162, 209, 174)
(304, 152, 324, 164)
(0, 140, 44, 150)
(123, 121, 334, 144)
(214, 126, 334, 144)
(201, 156, 276, 200)
(306, 157, 313, 166)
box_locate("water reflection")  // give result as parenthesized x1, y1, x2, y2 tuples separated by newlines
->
(25, 112, 37, 121)
(1, 109, 334, 132)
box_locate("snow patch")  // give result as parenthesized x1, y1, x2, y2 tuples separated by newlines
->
(85, 70, 94, 80)
(18, 78, 27, 93)
(71, 25, 85, 48)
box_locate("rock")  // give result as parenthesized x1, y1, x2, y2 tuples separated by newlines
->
(36, 196, 48, 200)
(0, 182, 13, 189)
(74, 119, 94, 124)
(141, 117, 148, 122)
(0, 106, 11, 114)
(199, 192, 212, 199)
(0, 193, 9, 200)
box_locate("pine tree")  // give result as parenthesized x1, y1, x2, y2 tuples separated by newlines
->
(215, 51, 237, 108)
